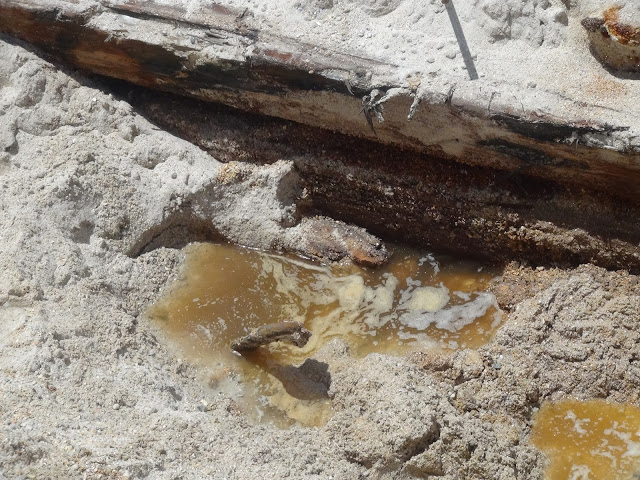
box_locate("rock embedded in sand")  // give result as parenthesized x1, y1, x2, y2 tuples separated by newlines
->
(291, 216, 390, 267)
(230, 321, 312, 352)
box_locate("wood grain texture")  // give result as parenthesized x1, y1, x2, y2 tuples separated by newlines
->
(1, 0, 639, 202)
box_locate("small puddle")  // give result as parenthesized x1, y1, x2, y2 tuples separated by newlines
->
(149, 243, 502, 427)
(532, 399, 640, 480)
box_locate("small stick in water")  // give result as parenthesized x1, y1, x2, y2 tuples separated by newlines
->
(231, 321, 312, 352)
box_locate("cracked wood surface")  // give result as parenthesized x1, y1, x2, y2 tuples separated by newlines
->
(1, 0, 640, 203)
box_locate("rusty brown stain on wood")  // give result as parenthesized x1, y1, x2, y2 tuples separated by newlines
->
(0, 3, 187, 92)
(262, 49, 294, 63)
(603, 6, 640, 46)
(0, 0, 378, 99)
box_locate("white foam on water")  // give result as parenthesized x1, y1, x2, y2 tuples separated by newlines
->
(454, 291, 471, 301)
(605, 422, 640, 460)
(398, 291, 497, 332)
(400, 285, 450, 313)
(565, 410, 591, 436)
(260, 250, 500, 338)
(260, 255, 404, 333)
(568, 464, 592, 480)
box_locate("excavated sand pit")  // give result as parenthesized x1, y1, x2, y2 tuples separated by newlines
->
(1, 1, 640, 477)
(149, 243, 501, 428)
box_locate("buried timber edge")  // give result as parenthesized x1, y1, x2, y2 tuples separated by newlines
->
(119, 88, 640, 273)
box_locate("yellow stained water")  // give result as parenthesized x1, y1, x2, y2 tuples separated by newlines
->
(149, 243, 502, 427)
(532, 400, 640, 480)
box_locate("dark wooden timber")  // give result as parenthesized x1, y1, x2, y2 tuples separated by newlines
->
(1, 0, 640, 272)
(1, 0, 640, 204)
(123, 87, 640, 273)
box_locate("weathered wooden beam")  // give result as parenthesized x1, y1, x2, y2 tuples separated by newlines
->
(125, 88, 640, 273)
(1, 0, 640, 203)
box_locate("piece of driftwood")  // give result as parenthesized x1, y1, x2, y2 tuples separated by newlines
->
(231, 322, 312, 353)
(1, 0, 640, 202)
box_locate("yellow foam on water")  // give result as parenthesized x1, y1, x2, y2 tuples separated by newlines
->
(532, 399, 640, 480)
(402, 286, 450, 312)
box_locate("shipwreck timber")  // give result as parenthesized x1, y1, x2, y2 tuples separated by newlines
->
(1, 0, 639, 271)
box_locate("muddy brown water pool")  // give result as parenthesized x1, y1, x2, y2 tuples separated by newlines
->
(532, 400, 640, 480)
(149, 243, 503, 427)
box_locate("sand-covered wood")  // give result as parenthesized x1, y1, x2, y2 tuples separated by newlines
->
(1, 0, 640, 202)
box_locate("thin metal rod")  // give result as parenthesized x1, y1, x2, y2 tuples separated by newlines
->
(444, 0, 479, 80)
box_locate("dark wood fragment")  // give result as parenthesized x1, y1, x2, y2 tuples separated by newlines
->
(231, 322, 312, 352)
